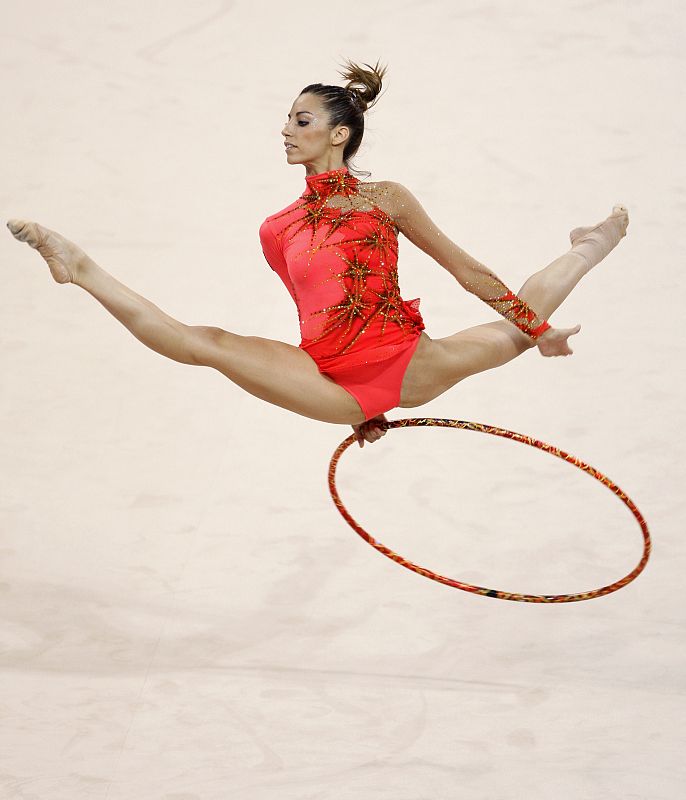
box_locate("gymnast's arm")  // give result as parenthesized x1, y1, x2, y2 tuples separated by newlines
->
(383, 182, 552, 342)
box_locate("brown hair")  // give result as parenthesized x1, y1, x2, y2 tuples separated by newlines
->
(299, 58, 387, 179)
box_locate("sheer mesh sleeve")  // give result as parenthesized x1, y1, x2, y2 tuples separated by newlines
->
(385, 182, 551, 340)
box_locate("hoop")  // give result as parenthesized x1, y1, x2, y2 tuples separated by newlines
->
(327, 417, 651, 603)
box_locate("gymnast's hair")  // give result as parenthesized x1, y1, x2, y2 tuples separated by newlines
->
(300, 58, 387, 179)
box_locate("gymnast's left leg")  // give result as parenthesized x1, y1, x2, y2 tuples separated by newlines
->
(399, 205, 629, 407)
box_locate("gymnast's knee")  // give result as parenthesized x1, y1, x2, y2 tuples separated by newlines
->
(187, 325, 239, 367)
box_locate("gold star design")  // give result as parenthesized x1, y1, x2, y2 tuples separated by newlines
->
(270, 171, 424, 355)
(311, 251, 383, 293)
(268, 198, 345, 251)
(365, 280, 409, 338)
(308, 278, 374, 351)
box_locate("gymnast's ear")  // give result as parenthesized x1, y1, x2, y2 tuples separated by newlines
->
(331, 122, 351, 148)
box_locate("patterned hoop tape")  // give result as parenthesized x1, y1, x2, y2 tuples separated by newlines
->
(328, 417, 651, 603)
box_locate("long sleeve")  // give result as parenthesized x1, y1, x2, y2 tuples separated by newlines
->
(387, 182, 551, 340)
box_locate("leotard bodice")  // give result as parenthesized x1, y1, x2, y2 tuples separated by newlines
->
(259, 166, 425, 371)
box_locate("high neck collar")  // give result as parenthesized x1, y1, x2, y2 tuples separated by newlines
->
(303, 166, 359, 200)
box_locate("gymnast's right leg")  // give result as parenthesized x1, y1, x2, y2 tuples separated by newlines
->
(6, 219, 366, 426)
(403, 205, 630, 403)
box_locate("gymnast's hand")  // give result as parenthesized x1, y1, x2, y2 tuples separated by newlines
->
(536, 324, 582, 357)
(352, 413, 388, 448)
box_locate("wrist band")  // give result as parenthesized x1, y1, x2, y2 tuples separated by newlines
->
(530, 320, 551, 339)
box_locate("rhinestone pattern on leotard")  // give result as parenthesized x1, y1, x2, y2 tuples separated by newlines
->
(261, 167, 425, 362)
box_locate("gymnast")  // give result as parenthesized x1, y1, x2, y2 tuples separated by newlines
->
(7, 58, 628, 449)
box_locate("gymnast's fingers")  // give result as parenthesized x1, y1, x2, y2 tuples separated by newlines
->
(368, 427, 384, 443)
(355, 420, 386, 444)
(360, 425, 374, 444)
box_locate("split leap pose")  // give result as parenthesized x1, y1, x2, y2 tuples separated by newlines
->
(7, 59, 628, 448)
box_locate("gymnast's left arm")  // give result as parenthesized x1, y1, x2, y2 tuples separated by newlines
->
(384, 181, 574, 353)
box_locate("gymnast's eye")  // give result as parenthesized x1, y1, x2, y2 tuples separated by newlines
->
(298, 120, 309, 126)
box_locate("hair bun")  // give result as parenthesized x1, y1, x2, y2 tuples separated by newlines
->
(338, 58, 386, 113)
(347, 87, 365, 112)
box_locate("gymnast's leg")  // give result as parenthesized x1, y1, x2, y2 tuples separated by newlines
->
(6, 219, 367, 426)
(405, 205, 630, 403)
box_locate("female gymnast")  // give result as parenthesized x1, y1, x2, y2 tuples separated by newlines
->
(7, 59, 628, 449)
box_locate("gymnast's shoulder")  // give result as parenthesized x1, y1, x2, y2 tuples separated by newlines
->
(360, 179, 426, 231)
(363, 181, 428, 235)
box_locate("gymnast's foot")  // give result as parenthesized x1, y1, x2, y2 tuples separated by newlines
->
(568, 205, 629, 272)
(6, 219, 89, 284)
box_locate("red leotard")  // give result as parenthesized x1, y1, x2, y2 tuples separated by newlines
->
(259, 166, 550, 422)
(259, 167, 426, 421)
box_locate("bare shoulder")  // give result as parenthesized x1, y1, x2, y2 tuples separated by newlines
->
(358, 179, 412, 224)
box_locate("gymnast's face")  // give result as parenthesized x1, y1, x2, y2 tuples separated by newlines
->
(282, 93, 350, 175)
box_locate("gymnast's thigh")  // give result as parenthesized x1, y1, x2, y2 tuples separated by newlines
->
(400, 323, 534, 405)
(201, 329, 367, 425)
(398, 332, 451, 407)
(432, 321, 534, 383)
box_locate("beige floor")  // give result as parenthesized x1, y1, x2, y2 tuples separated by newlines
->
(1, 1, 684, 798)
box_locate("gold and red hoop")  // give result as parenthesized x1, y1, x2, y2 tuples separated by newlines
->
(328, 417, 651, 603)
